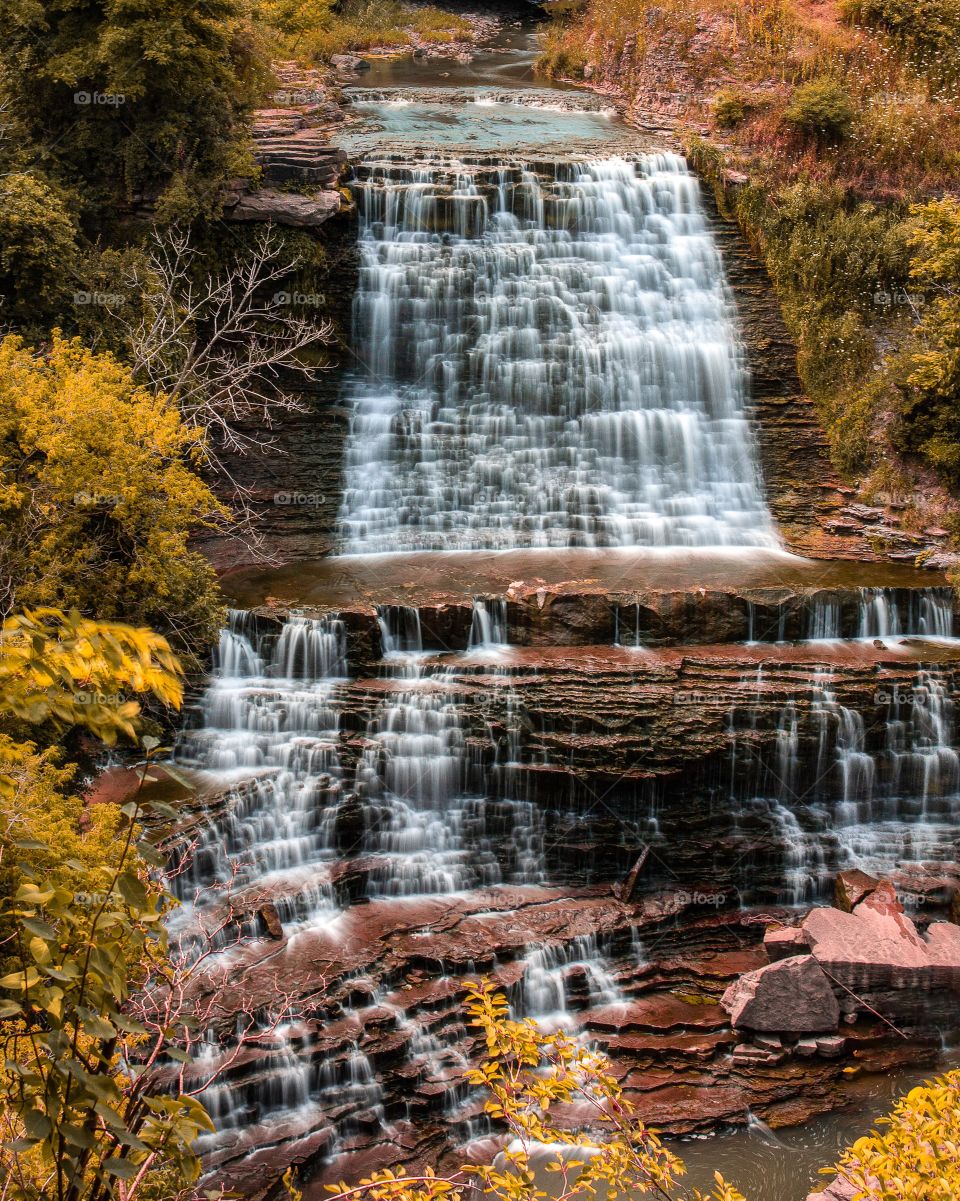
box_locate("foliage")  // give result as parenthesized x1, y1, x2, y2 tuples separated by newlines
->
(892, 198, 960, 481)
(713, 90, 748, 127)
(841, 0, 960, 90)
(826, 1070, 960, 1200)
(256, 0, 471, 61)
(0, 603, 218, 1201)
(0, 609, 183, 746)
(0, 334, 226, 659)
(323, 980, 747, 1201)
(0, 174, 81, 332)
(0, 0, 268, 223)
(783, 78, 855, 144)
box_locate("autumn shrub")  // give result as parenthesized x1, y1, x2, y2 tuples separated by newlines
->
(713, 89, 749, 127)
(783, 77, 855, 143)
(0, 335, 226, 660)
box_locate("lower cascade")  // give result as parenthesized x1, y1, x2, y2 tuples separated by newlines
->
(169, 591, 960, 1188)
(336, 154, 777, 552)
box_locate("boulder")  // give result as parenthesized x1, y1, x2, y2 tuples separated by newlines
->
(721, 954, 840, 1034)
(330, 54, 369, 72)
(764, 924, 810, 961)
(834, 869, 881, 913)
(258, 902, 284, 940)
(225, 188, 341, 229)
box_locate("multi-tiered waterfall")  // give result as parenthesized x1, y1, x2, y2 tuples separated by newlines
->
(337, 154, 777, 552)
(167, 64, 960, 1201)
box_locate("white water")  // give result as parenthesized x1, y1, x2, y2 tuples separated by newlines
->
(337, 154, 776, 553)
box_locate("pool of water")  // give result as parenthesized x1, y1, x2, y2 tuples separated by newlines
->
(667, 1056, 959, 1199)
(340, 95, 623, 154)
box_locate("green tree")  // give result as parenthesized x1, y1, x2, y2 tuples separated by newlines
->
(893, 198, 960, 480)
(0, 174, 81, 332)
(0, 0, 268, 223)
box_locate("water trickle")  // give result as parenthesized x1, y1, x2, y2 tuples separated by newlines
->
(337, 154, 776, 553)
(469, 597, 508, 649)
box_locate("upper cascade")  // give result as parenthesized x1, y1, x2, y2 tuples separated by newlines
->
(337, 153, 778, 554)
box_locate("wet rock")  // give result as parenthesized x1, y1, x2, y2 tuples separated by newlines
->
(764, 925, 810, 961)
(330, 54, 370, 72)
(721, 955, 840, 1034)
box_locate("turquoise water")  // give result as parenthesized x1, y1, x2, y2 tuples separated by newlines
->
(341, 95, 623, 154)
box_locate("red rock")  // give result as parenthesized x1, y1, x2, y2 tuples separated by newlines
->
(764, 924, 810, 960)
(834, 870, 881, 913)
(721, 955, 839, 1033)
(258, 902, 284, 939)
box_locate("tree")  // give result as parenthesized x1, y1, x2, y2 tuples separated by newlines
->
(0, 333, 226, 659)
(0, 0, 268, 223)
(892, 198, 960, 481)
(107, 224, 334, 539)
(0, 174, 81, 332)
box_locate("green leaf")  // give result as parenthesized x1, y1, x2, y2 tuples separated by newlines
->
(12, 838, 52, 852)
(117, 873, 148, 909)
(21, 916, 57, 940)
(0, 999, 23, 1018)
(104, 1157, 140, 1179)
(22, 1109, 52, 1140)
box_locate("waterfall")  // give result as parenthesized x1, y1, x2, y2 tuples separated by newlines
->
(337, 154, 776, 552)
(732, 666, 960, 904)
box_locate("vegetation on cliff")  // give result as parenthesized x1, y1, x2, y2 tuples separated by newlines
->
(539, 0, 960, 536)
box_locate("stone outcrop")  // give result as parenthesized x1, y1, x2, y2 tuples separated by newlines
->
(224, 187, 341, 229)
(723, 878, 960, 1049)
(721, 955, 839, 1033)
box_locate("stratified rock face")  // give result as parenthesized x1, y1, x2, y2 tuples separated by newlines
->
(721, 955, 840, 1033)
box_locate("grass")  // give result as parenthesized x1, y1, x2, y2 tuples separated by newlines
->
(258, 0, 473, 62)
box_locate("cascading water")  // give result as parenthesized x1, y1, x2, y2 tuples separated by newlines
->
(337, 154, 777, 552)
(729, 666, 960, 903)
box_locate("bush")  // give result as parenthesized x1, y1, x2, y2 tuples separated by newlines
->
(0, 174, 80, 332)
(0, 334, 226, 661)
(784, 77, 855, 143)
(713, 89, 749, 127)
(842, 0, 960, 89)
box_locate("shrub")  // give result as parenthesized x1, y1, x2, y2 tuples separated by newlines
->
(0, 334, 226, 660)
(713, 89, 749, 127)
(783, 77, 855, 143)
(0, 174, 80, 332)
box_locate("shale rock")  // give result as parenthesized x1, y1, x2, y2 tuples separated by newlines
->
(721, 955, 840, 1034)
